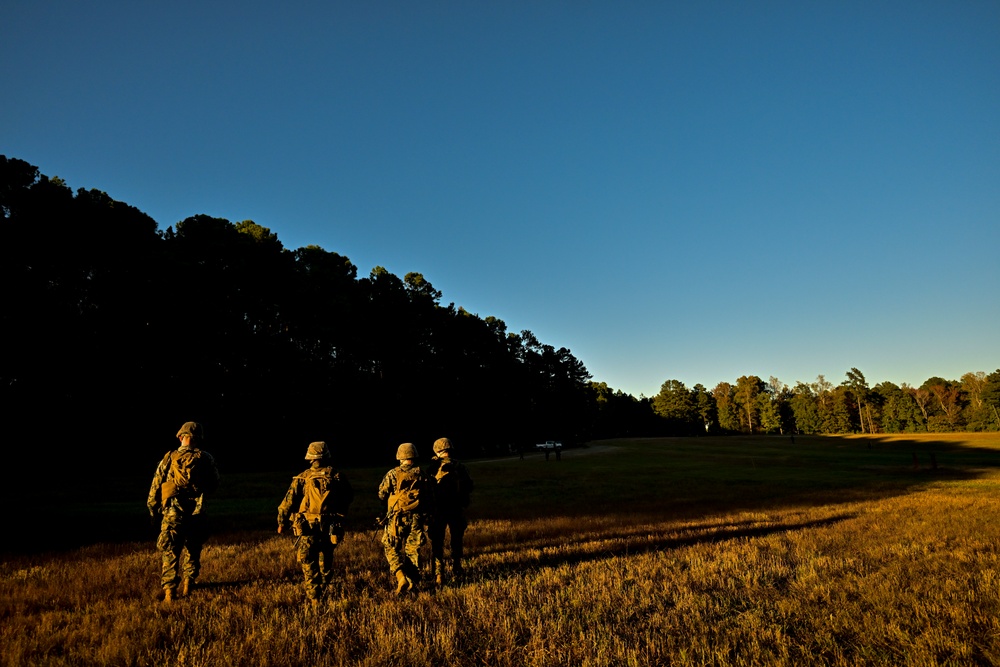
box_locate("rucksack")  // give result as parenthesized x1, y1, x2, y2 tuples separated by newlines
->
(434, 459, 461, 500)
(161, 449, 207, 500)
(297, 469, 345, 520)
(389, 467, 424, 513)
(434, 458, 471, 508)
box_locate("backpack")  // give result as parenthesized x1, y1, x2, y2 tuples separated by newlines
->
(433, 459, 461, 502)
(161, 449, 207, 500)
(389, 467, 424, 513)
(297, 469, 345, 520)
(435, 458, 472, 508)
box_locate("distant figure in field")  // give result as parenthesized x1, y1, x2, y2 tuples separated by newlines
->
(277, 441, 354, 606)
(378, 443, 431, 595)
(427, 437, 474, 586)
(147, 421, 219, 603)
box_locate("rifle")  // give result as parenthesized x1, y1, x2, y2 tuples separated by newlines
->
(372, 513, 393, 547)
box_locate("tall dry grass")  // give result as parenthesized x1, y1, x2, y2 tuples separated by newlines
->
(2, 434, 999, 666)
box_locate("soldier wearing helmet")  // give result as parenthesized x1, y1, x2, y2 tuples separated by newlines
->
(427, 437, 474, 586)
(277, 441, 354, 606)
(377, 442, 431, 595)
(147, 421, 219, 603)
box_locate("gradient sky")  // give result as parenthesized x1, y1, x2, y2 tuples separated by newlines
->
(3, 1, 998, 398)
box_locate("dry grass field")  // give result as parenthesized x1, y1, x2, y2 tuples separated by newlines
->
(2, 434, 999, 666)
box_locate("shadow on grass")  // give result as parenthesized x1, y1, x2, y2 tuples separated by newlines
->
(190, 579, 257, 593)
(459, 512, 856, 586)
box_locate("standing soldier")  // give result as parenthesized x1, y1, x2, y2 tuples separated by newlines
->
(427, 437, 474, 586)
(378, 442, 430, 596)
(147, 421, 220, 603)
(277, 441, 354, 606)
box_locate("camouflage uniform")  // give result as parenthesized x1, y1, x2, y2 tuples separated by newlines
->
(147, 422, 219, 600)
(277, 441, 354, 603)
(426, 437, 474, 583)
(378, 443, 430, 594)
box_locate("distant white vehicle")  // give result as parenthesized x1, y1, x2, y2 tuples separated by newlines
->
(535, 440, 562, 450)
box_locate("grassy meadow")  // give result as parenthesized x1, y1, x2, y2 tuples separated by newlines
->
(2, 433, 1000, 666)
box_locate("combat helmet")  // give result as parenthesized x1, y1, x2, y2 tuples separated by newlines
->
(176, 421, 204, 441)
(305, 441, 331, 460)
(432, 437, 452, 455)
(396, 442, 419, 460)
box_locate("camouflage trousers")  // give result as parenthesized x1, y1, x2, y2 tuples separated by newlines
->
(429, 511, 467, 572)
(296, 534, 338, 600)
(157, 510, 206, 591)
(381, 512, 426, 582)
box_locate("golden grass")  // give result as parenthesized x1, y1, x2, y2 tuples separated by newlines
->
(2, 434, 999, 666)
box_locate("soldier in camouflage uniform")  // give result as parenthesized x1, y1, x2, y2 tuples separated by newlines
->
(277, 441, 354, 605)
(426, 437, 474, 586)
(378, 442, 431, 596)
(147, 421, 219, 602)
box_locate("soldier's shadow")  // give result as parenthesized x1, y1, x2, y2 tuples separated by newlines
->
(458, 513, 854, 584)
(190, 579, 254, 592)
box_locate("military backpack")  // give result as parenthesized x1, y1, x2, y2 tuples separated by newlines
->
(161, 448, 212, 500)
(296, 468, 347, 521)
(389, 467, 424, 513)
(433, 459, 465, 504)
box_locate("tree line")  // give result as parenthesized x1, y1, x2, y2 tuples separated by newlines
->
(2, 155, 997, 471)
(628, 368, 1000, 438)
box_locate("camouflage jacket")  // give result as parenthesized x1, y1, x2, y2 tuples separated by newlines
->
(146, 444, 219, 516)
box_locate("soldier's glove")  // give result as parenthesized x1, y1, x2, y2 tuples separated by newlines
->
(277, 524, 286, 535)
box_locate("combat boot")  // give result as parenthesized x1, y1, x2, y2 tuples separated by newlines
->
(163, 587, 174, 603)
(394, 569, 411, 596)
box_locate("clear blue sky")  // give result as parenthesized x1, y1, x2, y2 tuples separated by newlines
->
(3, 1, 998, 398)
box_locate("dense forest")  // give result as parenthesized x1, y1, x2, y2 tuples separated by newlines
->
(2, 155, 998, 470)
(633, 369, 1000, 439)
